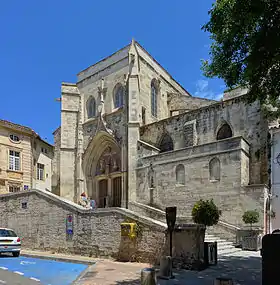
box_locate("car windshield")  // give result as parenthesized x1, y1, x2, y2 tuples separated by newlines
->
(0, 229, 17, 237)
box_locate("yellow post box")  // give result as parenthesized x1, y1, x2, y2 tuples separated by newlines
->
(120, 222, 137, 239)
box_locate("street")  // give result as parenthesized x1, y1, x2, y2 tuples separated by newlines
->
(0, 268, 41, 285)
(0, 254, 88, 285)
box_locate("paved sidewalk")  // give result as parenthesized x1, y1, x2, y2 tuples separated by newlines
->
(74, 251, 261, 285)
(21, 249, 261, 285)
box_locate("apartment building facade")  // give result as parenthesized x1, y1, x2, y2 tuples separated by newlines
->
(0, 119, 53, 194)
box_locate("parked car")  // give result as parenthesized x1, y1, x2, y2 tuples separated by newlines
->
(0, 228, 21, 257)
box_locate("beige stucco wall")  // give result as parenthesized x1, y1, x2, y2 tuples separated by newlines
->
(0, 125, 32, 194)
(32, 139, 53, 191)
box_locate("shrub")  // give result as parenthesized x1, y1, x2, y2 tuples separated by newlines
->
(242, 210, 259, 228)
(191, 199, 221, 227)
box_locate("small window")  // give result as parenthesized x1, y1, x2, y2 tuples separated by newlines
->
(9, 134, 20, 142)
(87, 96, 96, 118)
(37, 163, 44, 180)
(176, 164, 185, 185)
(142, 107, 146, 125)
(217, 123, 233, 140)
(9, 150, 20, 171)
(209, 157, 221, 181)
(113, 84, 124, 108)
(159, 133, 174, 153)
(41, 147, 48, 154)
(151, 79, 158, 117)
(9, 185, 20, 193)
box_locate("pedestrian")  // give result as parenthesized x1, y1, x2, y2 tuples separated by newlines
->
(90, 199, 96, 210)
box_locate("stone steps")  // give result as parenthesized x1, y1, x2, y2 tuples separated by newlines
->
(205, 233, 241, 256)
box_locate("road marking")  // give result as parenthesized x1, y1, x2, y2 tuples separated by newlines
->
(20, 261, 36, 265)
(0, 280, 6, 284)
(30, 277, 40, 282)
(0, 267, 7, 270)
(14, 271, 24, 275)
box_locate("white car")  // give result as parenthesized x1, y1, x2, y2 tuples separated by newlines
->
(0, 228, 21, 257)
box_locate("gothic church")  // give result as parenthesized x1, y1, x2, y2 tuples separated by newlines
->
(52, 40, 270, 229)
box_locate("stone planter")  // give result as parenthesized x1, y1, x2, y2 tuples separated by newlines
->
(236, 229, 262, 251)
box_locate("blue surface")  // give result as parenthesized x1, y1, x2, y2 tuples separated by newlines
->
(0, 255, 88, 285)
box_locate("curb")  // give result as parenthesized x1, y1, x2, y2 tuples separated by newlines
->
(72, 264, 97, 285)
(21, 252, 96, 265)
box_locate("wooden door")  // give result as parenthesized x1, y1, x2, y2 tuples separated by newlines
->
(98, 179, 108, 208)
(112, 177, 122, 207)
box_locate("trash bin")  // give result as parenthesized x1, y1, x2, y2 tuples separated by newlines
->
(141, 268, 156, 285)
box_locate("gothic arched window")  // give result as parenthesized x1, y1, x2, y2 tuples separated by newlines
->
(87, 97, 96, 118)
(176, 164, 185, 185)
(209, 157, 220, 181)
(159, 133, 174, 153)
(113, 84, 124, 108)
(151, 79, 158, 117)
(217, 123, 233, 140)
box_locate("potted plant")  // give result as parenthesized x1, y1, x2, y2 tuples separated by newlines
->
(238, 210, 262, 251)
(192, 199, 221, 227)
(192, 199, 221, 267)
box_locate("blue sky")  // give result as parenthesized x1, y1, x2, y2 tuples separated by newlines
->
(0, 0, 225, 144)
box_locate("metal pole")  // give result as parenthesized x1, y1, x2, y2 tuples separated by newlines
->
(169, 230, 174, 278)
(169, 229, 172, 257)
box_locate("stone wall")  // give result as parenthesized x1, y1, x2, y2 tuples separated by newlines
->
(135, 136, 265, 226)
(77, 58, 129, 119)
(0, 189, 205, 266)
(167, 93, 216, 113)
(51, 127, 61, 195)
(139, 96, 268, 185)
(138, 58, 182, 124)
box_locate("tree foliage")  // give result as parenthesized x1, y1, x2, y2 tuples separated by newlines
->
(202, 0, 280, 118)
(242, 210, 259, 227)
(192, 199, 221, 227)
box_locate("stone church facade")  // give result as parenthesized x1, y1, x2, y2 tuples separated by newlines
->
(52, 40, 269, 228)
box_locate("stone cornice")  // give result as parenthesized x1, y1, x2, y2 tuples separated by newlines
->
(61, 83, 80, 95)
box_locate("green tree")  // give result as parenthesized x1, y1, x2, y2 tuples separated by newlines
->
(192, 199, 221, 227)
(202, 0, 280, 118)
(242, 210, 259, 228)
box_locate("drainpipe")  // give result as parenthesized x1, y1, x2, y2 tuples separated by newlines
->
(267, 130, 273, 233)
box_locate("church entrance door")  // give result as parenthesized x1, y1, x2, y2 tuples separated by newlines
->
(98, 179, 108, 208)
(112, 176, 122, 207)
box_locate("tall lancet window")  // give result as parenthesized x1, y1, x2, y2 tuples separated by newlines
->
(113, 83, 124, 108)
(87, 96, 96, 119)
(151, 79, 158, 117)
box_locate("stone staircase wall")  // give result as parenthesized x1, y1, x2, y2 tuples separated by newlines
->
(129, 201, 240, 243)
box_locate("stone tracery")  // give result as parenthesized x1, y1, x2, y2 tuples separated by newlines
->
(95, 146, 121, 176)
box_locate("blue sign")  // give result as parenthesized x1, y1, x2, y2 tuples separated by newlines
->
(66, 214, 73, 235)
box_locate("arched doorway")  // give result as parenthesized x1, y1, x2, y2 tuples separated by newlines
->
(83, 131, 123, 208)
(95, 146, 122, 208)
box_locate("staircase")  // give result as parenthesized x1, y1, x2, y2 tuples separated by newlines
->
(128, 201, 242, 256)
(205, 233, 241, 256)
